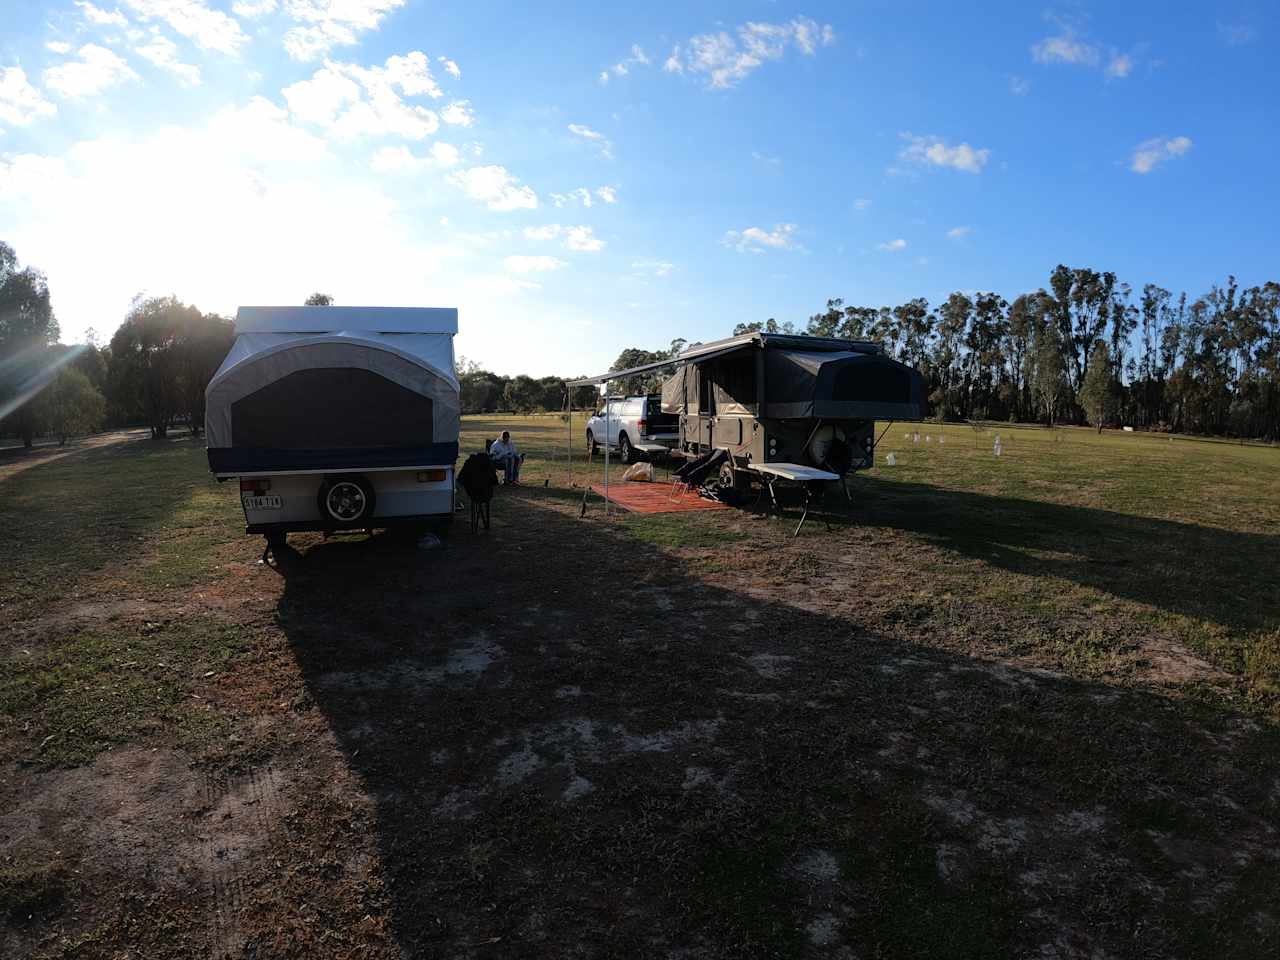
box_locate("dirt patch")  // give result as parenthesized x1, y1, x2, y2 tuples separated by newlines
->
(0, 747, 291, 957)
(1136, 636, 1234, 685)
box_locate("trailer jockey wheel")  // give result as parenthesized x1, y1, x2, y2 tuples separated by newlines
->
(318, 475, 375, 525)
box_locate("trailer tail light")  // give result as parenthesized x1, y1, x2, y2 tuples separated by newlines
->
(239, 478, 271, 493)
(638, 419, 647, 435)
(417, 469, 447, 483)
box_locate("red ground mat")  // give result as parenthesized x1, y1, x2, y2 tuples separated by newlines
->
(588, 482, 731, 514)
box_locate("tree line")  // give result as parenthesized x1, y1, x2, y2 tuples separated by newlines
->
(4, 237, 1277, 443)
(731, 266, 1280, 438)
(0, 241, 233, 447)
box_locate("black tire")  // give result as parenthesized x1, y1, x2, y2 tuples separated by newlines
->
(618, 433, 634, 464)
(718, 460, 743, 493)
(317, 475, 375, 526)
(587, 430, 599, 456)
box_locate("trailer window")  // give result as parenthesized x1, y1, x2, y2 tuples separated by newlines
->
(831, 361, 911, 403)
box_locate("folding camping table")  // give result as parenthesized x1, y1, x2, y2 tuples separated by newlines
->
(746, 462, 841, 537)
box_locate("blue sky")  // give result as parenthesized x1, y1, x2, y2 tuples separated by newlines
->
(1, 1, 1276, 376)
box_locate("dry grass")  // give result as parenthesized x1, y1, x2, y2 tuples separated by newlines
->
(1, 419, 1278, 958)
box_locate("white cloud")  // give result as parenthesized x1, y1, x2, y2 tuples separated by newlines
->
(667, 16, 835, 89)
(281, 0, 407, 61)
(232, 0, 277, 16)
(120, 0, 247, 55)
(0, 96, 608, 376)
(564, 225, 604, 252)
(1217, 21, 1257, 46)
(441, 99, 473, 126)
(897, 133, 990, 174)
(76, 2, 128, 27)
(283, 52, 443, 140)
(752, 151, 781, 166)
(438, 56, 461, 78)
(521, 223, 602, 253)
(450, 165, 538, 211)
(567, 123, 613, 159)
(946, 226, 971, 240)
(632, 259, 674, 279)
(1009, 75, 1030, 95)
(46, 41, 74, 54)
(504, 254, 566, 274)
(369, 140, 459, 172)
(429, 141, 460, 166)
(602, 43, 649, 81)
(135, 32, 201, 84)
(878, 238, 907, 252)
(853, 197, 870, 211)
(1130, 136, 1192, 174)
(549, 186, 613, 208)
(1032, 30, 1098, 67)
(723, 223, 798, 253)
(1104, 52, 1133, 79)
(369, 144, 417, 173)
(43, 44, 139, 98)
(1031, 15, 1143, 81)
(0, 67, 58, 130)
(598, 71, 610, 85)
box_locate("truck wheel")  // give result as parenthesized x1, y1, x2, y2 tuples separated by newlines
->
(587, 430, 599, 456)
(318, 475, 375, 525)
(618, 433, 634, 464)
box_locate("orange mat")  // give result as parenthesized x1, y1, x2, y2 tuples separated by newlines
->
(588, 483, 730, 514)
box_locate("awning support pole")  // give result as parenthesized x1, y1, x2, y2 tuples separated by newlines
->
(603, 390, 610, 516)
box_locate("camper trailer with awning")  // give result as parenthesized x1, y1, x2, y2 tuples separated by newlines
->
(205, 305, 460, 550)
(659, 332, 927, 491)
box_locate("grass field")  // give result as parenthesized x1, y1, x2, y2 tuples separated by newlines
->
(2, 417, 1278, 958)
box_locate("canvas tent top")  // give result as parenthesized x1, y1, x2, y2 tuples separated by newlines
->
(567, 331, 882, 387)
(206, 306, 459, 476)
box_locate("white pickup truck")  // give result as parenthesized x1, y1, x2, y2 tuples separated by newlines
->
(585, 394, 678, 463)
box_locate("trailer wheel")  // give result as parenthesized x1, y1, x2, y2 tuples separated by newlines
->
(618, 433, 634, 464)
(586, 429, 599, 456)
(318, 475, 375, 525)
(717, 460, 744, 493)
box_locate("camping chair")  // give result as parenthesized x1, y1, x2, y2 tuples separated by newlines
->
(670, 448, 727, 500)
(457, 452, 497, 532)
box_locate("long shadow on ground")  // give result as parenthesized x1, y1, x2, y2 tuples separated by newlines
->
(853, 478, 1280, 637)
(276, 490, 1280, 959)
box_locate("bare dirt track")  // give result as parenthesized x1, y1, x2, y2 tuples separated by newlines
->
(3, 425, 1279, 958)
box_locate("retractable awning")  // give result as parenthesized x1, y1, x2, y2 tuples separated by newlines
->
(567, 335, 761, 387)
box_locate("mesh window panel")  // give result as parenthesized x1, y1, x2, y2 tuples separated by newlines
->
(831, 361, 911, 403)
(231, 368, 434, 449)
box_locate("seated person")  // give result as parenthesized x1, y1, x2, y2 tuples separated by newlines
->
(489, 431, 524, 484)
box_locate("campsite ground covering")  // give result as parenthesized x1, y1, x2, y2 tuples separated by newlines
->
(2, 416, 1278, 959)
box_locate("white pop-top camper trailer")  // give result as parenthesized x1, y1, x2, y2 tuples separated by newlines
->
(205, 305, 460, 548)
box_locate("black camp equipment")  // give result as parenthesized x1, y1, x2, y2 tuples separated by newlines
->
(458, 452, 498, 532)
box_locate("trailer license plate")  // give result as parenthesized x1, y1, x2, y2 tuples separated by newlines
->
(243, 495, 282, 509)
